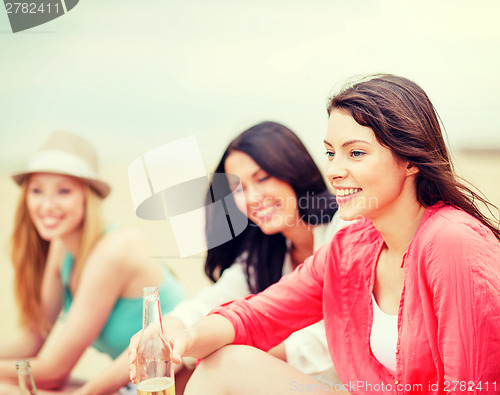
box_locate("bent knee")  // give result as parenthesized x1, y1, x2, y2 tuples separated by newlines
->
(0, 382, 18, 395)
(199, 345, 264, 371)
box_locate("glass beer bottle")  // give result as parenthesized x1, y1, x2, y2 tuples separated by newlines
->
(16, 359, 38, 395)
(136, 286, 175, 395)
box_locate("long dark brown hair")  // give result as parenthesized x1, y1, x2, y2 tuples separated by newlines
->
(205, 121, 338, 293)
(327, 74, 499, 241)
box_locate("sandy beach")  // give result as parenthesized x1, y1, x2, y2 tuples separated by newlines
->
(0, 151, 499, 381)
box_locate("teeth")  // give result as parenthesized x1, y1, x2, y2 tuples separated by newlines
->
(41, 216, 62, 226)
(254, 206, 276, 218)
(337, 188, 361, 197)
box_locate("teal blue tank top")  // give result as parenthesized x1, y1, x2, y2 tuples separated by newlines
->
(60, 253, 185, 359)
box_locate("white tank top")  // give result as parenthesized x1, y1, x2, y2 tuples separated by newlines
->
(370, 293, 398, 372)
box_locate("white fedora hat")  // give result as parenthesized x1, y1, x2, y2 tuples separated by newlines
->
(12, 131, 111, 198)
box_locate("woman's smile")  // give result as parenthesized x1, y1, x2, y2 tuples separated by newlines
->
(252, 204, 280, 221)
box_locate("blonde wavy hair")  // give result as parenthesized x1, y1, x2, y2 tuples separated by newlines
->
(10, 178, 105, 336)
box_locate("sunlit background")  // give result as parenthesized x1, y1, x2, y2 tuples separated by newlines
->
(1, 0, 500, 172)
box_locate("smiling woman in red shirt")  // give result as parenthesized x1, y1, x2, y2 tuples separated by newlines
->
(129, 74, 500, 395)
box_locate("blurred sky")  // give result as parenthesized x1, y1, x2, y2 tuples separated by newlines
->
(1, 0, 500, 172)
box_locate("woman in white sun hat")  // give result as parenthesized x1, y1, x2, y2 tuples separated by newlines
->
(0, 131, 185, 394)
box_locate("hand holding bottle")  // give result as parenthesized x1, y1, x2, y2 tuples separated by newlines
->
(130, 312, 236, 388)
(134, 287, 177, 395)
(128, 322, 192, 384)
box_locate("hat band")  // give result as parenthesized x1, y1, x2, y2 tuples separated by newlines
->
(26, 150, 100, 180)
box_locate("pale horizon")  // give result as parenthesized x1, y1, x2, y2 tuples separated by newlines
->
(1, 0, 500, 172)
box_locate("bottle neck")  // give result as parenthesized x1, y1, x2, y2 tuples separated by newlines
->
(142, 293, 164, 331)
(16, 360, 38, 395)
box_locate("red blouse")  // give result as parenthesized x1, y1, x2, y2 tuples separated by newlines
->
(212, 203, 500, 394)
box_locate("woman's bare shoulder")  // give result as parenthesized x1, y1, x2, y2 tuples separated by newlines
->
(90, 228, 152, 270)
